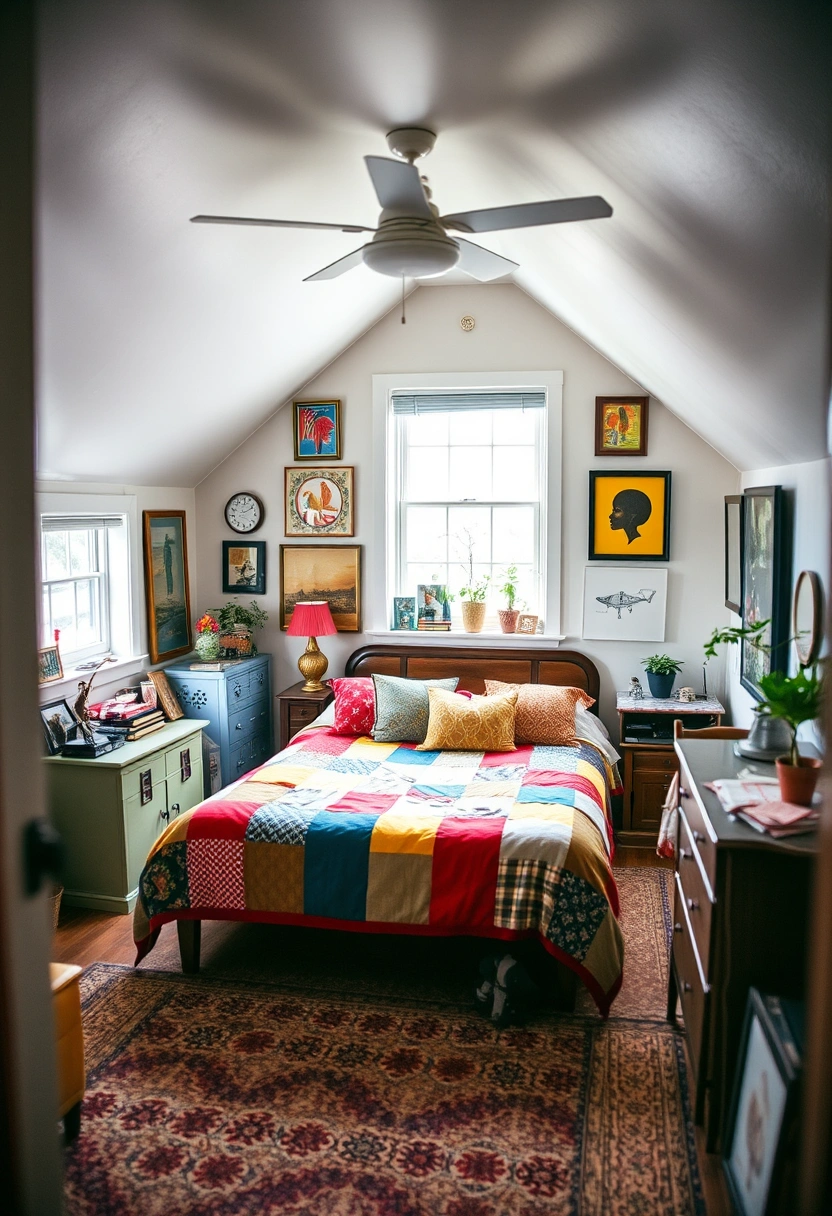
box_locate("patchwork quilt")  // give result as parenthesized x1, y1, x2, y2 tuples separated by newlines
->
(134, 727, 624, 1014)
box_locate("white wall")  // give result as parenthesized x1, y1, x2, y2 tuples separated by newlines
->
(34, 479, 196, 704)
(727, 456, 831, 737)
(194, 284, 739, 734)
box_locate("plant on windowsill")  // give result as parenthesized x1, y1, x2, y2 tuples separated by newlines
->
(208, 600, 269, 657)
(641, 653, 684, 699)
(456, 528, 490, 633)
(497, 565, 521, 634)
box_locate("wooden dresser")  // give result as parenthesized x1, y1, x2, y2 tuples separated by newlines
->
(668, 739, 816, 1151)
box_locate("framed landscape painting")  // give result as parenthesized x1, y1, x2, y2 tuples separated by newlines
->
(292, 400, 342, 461)
(280, 544, 361, 631)
(588, 471, 671, 561)
(741, 485, 789, 699)
(285, 466, 354, 537)
(142, 510, 192, 663)
(595, 396, 649, 456)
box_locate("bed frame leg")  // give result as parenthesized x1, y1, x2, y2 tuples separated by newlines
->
(177, 919, 201, 974)
(553, 962, 578, 1012)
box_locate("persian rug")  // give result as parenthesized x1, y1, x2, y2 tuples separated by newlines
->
(65, 956, 703, 1215)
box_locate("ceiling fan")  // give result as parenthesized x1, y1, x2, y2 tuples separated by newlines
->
(191, 128, 612, 283)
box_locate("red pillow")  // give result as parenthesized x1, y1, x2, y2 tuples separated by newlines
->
(329, 677, 375, 736)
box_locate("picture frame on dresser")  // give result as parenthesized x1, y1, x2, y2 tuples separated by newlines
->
(740, 486, 789, 699)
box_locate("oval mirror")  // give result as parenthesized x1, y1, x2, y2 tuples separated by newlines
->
(793, 570, 822, 666)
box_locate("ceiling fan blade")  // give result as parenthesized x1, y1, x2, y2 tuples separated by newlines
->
(441, 195, 613, 233)
(303, 245, 369, 282)
(364, 157, 432, 218)
(190, 214, 374, 233)
(455, 238, 519, 282)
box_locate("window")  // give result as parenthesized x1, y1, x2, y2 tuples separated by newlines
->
(39, 513, 128, 665)
(391, 390, 547, 627)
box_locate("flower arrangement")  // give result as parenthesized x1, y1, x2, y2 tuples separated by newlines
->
(195, 613, 220, 635)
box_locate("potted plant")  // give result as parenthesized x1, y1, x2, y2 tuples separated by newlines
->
(642, 653, 683, 699)
(194, 613, 221, 661)
(703, 619, 792, 758)
(497, 566, 521, 633)
(757, 664, 823, 805)
(456, 529, 490, 633)
(209, 599, 269, 656)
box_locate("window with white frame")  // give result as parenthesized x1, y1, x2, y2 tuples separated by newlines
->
(391, 390, 547, 627)
(40, 512, 129, 665)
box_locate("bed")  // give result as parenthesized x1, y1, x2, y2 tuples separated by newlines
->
(133, 644, 624, 1015)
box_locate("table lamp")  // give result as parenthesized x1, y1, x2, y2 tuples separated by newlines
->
(286, 600, 337, 691)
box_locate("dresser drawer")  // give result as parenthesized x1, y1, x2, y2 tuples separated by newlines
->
(163, 734, 200, 780)
(226, 670, 251, 707)
(288, 701, 322, 736)
(230, 702, 270, 742)
(633, 749, 677, 772)
(677, 810, 714, 973)
(672, 872, 710, 1074)
(678, 781, 717, 889)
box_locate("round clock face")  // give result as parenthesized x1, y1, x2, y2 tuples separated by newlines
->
(224, 492, 263, 534)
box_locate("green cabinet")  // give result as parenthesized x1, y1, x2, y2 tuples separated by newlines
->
(45, 719, 209, 914)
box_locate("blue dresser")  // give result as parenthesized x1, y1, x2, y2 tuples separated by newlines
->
(164, 654, 273, 794)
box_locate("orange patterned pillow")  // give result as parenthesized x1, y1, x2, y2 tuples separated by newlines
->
(483, 681, 595, 746)
(417, 688, 518, 753)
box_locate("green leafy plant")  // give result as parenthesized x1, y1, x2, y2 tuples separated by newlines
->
(703, 619, 770, 660)
(641, 654, 684, 676)
(498, 565, 519, 610)
(210, 599, 269, 634)
(757, 664, 824, 766)
(456, 528, 490, 602)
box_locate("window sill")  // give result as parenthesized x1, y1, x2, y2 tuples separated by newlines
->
(365, 630, 566, 648)
(37, 652, 150, 704)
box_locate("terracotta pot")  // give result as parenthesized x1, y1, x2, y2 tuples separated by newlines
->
(461, 601, 487, 633)
(775, 754, 822, 806)
(498, 609, 520, 634)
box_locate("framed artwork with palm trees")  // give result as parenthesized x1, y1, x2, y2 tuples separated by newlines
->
(285, 467, 354, 537)
(292, 399, 342, 460)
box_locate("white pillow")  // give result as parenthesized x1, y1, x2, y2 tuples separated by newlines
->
(576, 704, 620, 765)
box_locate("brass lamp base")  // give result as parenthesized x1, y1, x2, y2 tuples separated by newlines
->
(297, 636, 328, 692)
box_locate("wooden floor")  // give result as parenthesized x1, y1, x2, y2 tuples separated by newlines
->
(55, 850, 728, 1216)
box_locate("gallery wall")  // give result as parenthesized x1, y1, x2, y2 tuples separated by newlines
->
(195, 283, 739, 734)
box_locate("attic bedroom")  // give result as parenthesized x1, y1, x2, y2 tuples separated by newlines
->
(1, 2, 830, 1214)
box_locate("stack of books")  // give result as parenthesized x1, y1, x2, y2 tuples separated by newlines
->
(417, 620, 451, 631)
(90, 700, 166, 742)
(706, 778, 819, 838)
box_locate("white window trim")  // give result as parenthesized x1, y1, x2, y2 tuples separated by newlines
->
(371, 371, 564, 640)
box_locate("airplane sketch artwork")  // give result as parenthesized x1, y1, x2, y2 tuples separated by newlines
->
(583, 567, 667, 641)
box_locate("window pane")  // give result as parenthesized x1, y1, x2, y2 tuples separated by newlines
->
(407, 413, 448, 445)
(49, 581, 77, 648)
(69, 529, 96, 575)
(492, 506, 536, 564)
(44, 531, 70, 580)
(492, 446, 536, 500)
(448, 507, 491, 566)
(449, 446, 492, 500)
(406, 506, 447, 565)
(407, 446, 449, 501)
(448, 410, 492, 446)
(406, 563, 449, 594)
(74, 578, 100, 648)
(493, 410, 537, 445)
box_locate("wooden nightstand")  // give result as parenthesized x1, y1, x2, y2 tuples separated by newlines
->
(277, 682, 334, 751)
(616, 693, 725, 846)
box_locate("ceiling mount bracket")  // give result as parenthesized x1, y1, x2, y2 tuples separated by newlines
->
(386, 127, 437, 164)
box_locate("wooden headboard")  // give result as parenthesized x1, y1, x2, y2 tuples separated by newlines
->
(344, 644, 600, 711)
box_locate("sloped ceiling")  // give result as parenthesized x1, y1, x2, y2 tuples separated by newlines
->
(37, 0, 830, 484)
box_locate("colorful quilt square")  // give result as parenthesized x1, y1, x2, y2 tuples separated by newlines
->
(140, 841, 189, 919)
(370, 811, 442, 855)
(303, 811, 379, 921)
(352, 766, 416, 797)
(494, 858, 560, 932)
(244, 841, 304, 913)
(327, 791, 399, 815)
(545, 868, 609, 961)
(508, 802, 577, 821)
(342, 739, 400, 761)
(293, 731, 355, 756)
(385, 745, 440, 766)
(480, 745, 533, 767)
(431, 751, 484, 768)
(366, 852, 433, 924)
(245, 803, 318, 845)
(411, 782, 466, 801)
(275, 783, 355, 814)
(463, 780, 522, 800)
(499, 812, 573, 867)
(516, 785, 577, 807)
(186, 803, 255, 840)
(228, 781, 292, 805)
(325, 756, 381, 775)
(187, 838, 246, 909)
(469, 765, 526, 784)
(529, 746, 580, 772)
(430, 817, 504, 928)
(449, 800, 511, 819)
(255, 763, 319, 787)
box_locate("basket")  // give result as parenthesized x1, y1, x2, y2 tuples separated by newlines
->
(50, 885, 64, 932)
(219, 628, 253, 657)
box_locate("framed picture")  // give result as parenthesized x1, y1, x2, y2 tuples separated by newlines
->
(517, 614, 538, 635)
(588, 471, 671, 562)
(392, 596, 416, 630)
(284, 466, 354, 537)
(292, 399, 342, 461)
(725, 495, 743, 614)
(582, 567, 668, 641)
(147, 670, 184, 721)
(222, 541, 266, 595)
(595, 396, 649, 456)
(40, 698, 79, 754)
(723, 988, 802, 1216)
(741, 486, 789, 699)
(38, 645, 63, 685)
(280, 544, 361, 631)
(142, 511, 193, 664)
(417, 584, 451, 625)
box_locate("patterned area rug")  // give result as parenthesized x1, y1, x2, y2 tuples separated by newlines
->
(65, 964, 702, 1216)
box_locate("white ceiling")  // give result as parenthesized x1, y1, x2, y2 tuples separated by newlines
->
(37, 0, 830, 484)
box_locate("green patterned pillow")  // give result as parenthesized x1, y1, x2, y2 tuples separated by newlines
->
(372, 674, 459, 743)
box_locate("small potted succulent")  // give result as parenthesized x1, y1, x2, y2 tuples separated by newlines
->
(194, 613, 221, 661)
(641, 653, 683, 699)
(497, 566, 521, 633)
(757, 664, 823, 805)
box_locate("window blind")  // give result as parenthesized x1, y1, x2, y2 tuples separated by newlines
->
(41, 515, 125, 531)
(391, 390, 546, 415)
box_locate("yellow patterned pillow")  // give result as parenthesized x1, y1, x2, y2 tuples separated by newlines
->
(417, 687, 518, 752)
(484, 680, 595, 746)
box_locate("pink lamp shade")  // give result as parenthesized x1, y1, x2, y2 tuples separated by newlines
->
(287, 600, 337, 638)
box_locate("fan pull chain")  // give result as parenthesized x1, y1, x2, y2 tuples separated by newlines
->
(401, 276, 406, 324)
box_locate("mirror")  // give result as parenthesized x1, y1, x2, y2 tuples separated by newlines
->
(793, 570, 822, 666)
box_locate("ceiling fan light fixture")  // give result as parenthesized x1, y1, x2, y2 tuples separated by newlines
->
(362, 234, 460, 278)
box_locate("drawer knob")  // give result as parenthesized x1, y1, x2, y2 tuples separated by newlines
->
(687, 897, 700, 911)
(170, 803, 180, 816)
(236, 723, 243, 730)
(680, 848, 692, 860)
(160, 808, 169, 823)
(683, 982, 692, 993)
(674, 922, 682, 934)
(693, 830, 705, 843)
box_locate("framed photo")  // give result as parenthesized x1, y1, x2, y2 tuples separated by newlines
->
(147, 670, 184, 721)
(392, 596, 416, 630)
(222, 541, 266, 595)
(582, 566, 668, 641)
(417, 584, 451, 625)
(517, 614, 538, 635)
(725, 495, 743, 614)
(40, 698, 79, 754)
(595, 396, 649, 456)
(284, 466, 354, 537)
(741, 486, 789, 699)
(723, 988, 802, 1216)
(142, 511, 193, 664)
(38, 645, 64, 685)
(293, 399, 342, 461)
(588, 471, 671, 562)
(280, 544, 361, 632)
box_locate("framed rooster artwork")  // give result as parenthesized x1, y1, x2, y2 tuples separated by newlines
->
(284, 466, 355, 537)
(292, 399, 342, 461)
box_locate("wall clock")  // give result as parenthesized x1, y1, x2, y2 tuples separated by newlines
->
(224, 492, 264, 534)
